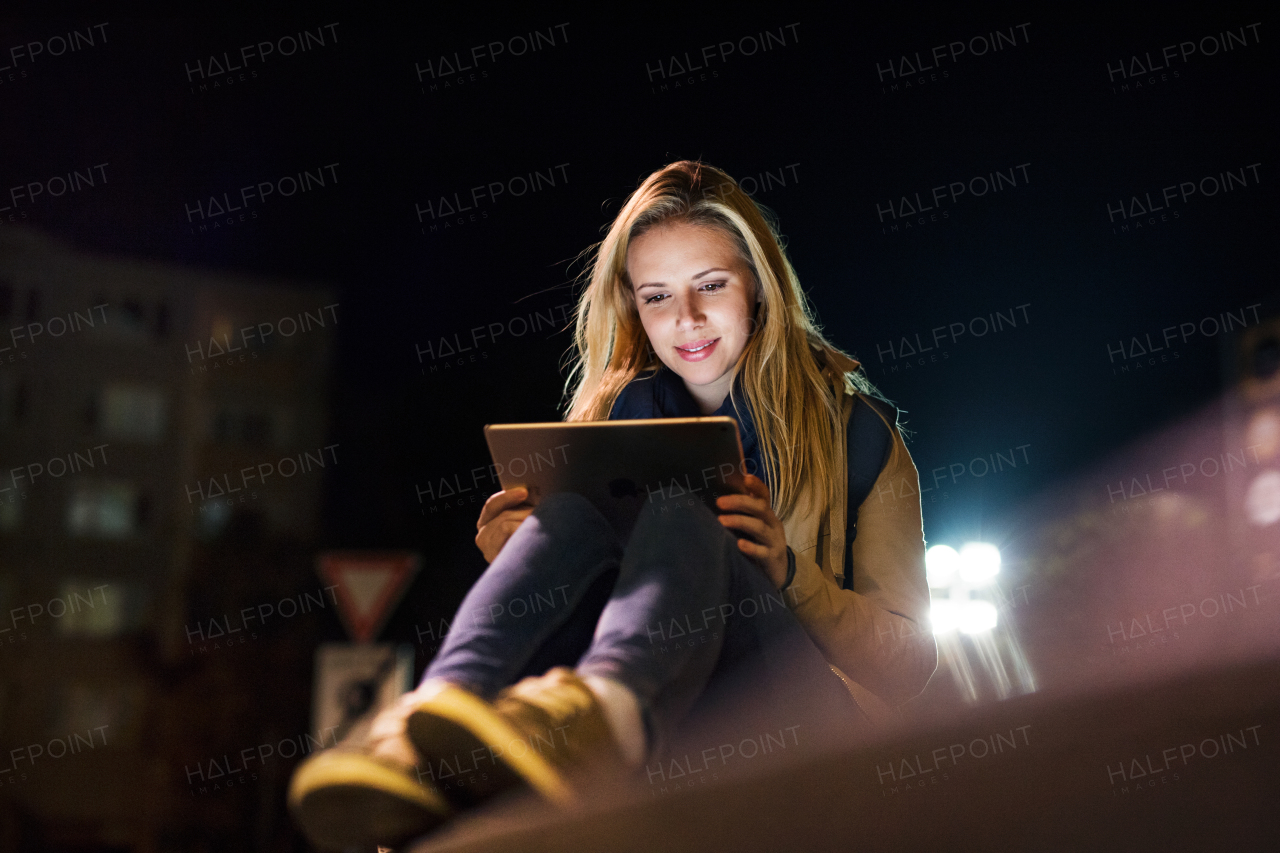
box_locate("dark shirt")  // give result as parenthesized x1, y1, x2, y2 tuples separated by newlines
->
(608, 364, 768, 496)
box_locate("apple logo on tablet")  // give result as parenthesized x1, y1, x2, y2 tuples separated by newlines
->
(608, 478, 638, 499)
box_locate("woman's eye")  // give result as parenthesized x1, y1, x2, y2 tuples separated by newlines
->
(643, 282, 726, 306)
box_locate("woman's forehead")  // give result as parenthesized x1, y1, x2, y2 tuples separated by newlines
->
(628, 221, 741, 264)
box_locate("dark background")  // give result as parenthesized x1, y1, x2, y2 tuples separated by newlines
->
(0, 4, 1274, 850)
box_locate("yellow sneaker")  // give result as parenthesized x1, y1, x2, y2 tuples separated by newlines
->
(287, 695, 452, 852)
(406, 667, 627, 810)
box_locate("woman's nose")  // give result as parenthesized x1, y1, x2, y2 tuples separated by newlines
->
(675, 293, 705, 327)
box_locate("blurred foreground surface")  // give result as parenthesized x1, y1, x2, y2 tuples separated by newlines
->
(408, 657, 1280, 852)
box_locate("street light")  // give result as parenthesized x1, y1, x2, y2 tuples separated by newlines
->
(926, 544, 960, 588)
(959, 542, 1001, 584)
(927, 541, 1002, 635)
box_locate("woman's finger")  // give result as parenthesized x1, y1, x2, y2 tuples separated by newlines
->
(718, 513, 776, 545)
(477, 487, 528, 529)
(477, 512, 530, 562)
(474, 527, 496, 562)
(477, 493, 501, 529)
(744, 473, 770, 499)
(717, 491, 765, 517)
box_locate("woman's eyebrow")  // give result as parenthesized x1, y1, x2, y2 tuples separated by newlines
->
(636, 267, 733, 291)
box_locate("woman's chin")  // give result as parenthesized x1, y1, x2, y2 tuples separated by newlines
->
(672, 362, 729, 391)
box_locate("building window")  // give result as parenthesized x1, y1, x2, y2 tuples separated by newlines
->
(66, 481, 144, 538)
(54, 579, 127, 637)
(242, 412, 273, 443)
(98, 296, 167, 343)
(0, 498, 20, 532)
(24, 289, 40, 323)
(210, 406, 277, 445)
(0, 377, 26, 427)
(118, 299, 147, 334)
(155, 302, 170, 339)
(196, 498, 233, 539)
(97, 383, 167, 442)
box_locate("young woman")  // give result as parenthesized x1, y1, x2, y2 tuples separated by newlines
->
(288, 161, 936, 851)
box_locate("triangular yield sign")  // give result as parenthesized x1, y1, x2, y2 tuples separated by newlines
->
(317, 552, 420, 643)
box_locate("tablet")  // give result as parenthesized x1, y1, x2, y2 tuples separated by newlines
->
(483, 417, 747, 534)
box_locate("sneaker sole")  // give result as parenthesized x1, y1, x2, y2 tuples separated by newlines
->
(406, 684, 577, 808)
(287, 749, 451, 851)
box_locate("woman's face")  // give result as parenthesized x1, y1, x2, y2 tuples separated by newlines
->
(627, 220, 760, 414)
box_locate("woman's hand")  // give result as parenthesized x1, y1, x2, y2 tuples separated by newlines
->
(715, 474, 789, 589)
(475, 487, 535, 563)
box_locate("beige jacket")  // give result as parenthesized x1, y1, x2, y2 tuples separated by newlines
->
(779, 370, 937, 722)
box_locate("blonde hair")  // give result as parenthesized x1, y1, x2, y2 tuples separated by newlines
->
(560, 161, 896, 522)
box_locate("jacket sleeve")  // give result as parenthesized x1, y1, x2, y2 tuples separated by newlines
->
(785, 426, 938, 706)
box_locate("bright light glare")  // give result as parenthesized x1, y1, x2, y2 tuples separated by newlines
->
(929, 600, 959, 634)
(958, 542, 1001, 585)
(1245, 470, 1280, 527)
(930, 599, 999, 635)
(958, 600, 998, 634)
(926, 544, 960, 588)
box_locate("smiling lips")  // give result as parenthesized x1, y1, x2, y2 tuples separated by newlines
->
(675, 337, 719, 361)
